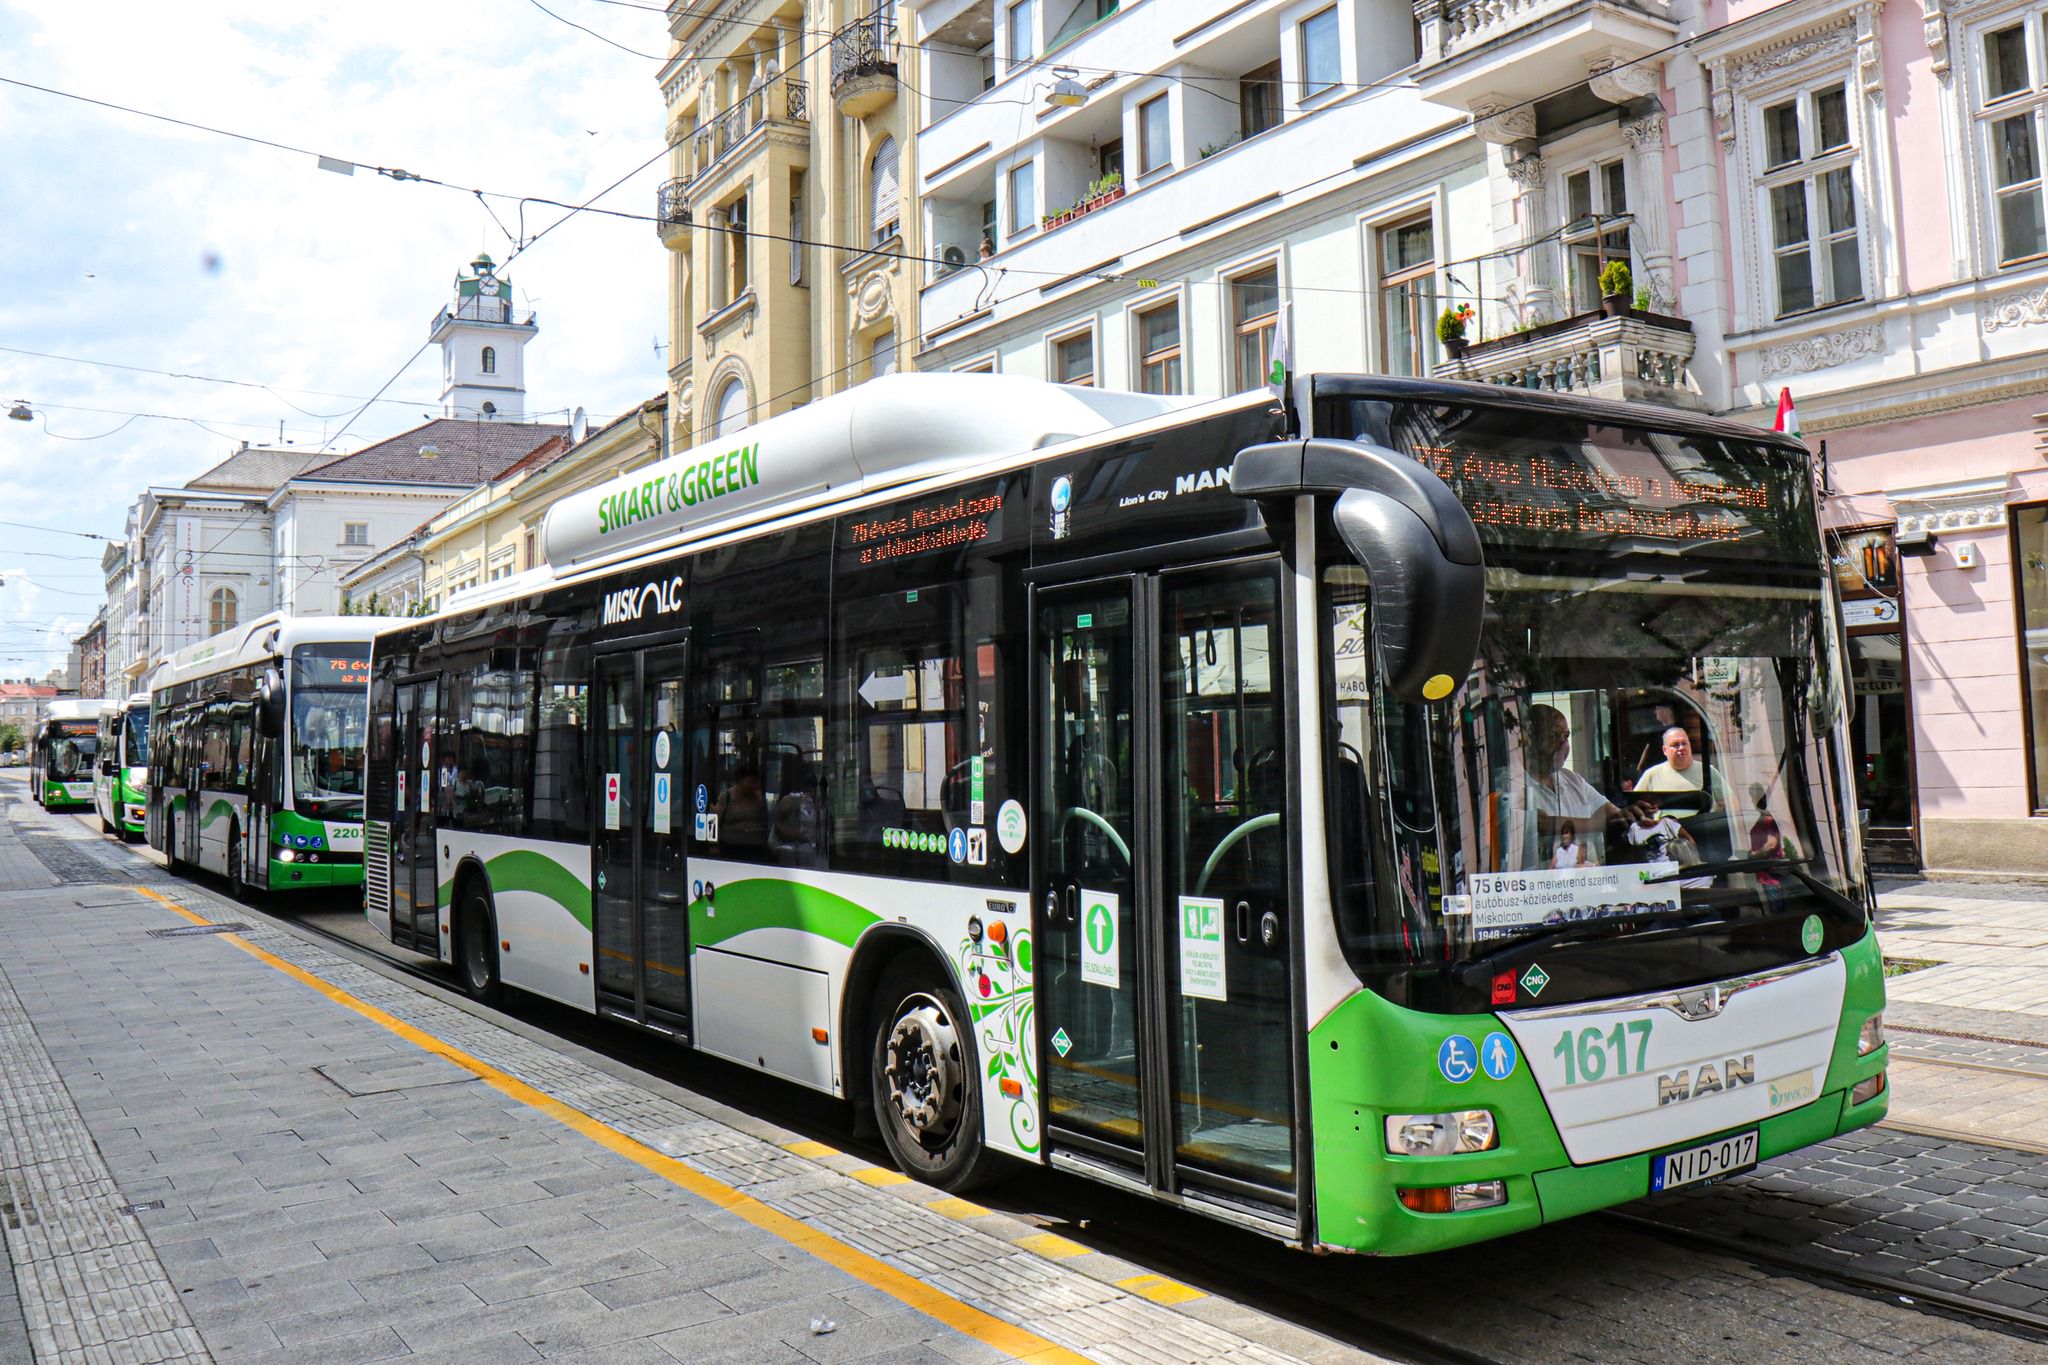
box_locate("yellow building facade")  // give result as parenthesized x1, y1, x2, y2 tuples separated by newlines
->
(657, 2, 917, 448)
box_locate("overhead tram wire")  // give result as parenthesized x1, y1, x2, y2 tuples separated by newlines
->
(0, 345, 445, 416)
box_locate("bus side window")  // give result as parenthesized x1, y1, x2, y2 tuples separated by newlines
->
(531, 629, 590, 843)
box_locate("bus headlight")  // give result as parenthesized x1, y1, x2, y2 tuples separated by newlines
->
(1385, 1110, 1498, 1156)
(277, 848, 297, 863)
(1852, 1071, 1887, 1105)
(1858, 1013, 1885, 1056)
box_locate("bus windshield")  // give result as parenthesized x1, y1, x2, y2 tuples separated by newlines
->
(44, 723, 99, 779)
(1322, 399, 1862, 981)
(123, 707, 150, 768)
(291, 645, 371, 813)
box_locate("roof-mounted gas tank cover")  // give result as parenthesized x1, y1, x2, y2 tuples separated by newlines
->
(1231, 437, 1485, 704)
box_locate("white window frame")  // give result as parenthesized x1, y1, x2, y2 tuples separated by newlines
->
(1555, 154, 1634, 315)
(1299, 6, 1341, 99)
(1006, 0, 1036, 72)
(341, 521, 371, 547)
(1005, 158, 1037, 241)
(1048, 320, 1098, 386)
(1752, 79, 1863, 318)
(1138, 93, 1172, 178)
(952, 352, 999, 374)
(1963, 4, 2048, 270)
(1360, 199, 1440, 377)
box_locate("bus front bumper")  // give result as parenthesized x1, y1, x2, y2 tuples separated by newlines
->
(268, 853, 363, 889)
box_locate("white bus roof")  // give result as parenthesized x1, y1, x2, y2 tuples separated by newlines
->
(43, 699, 104, 724)
(149, 611, 407, 694)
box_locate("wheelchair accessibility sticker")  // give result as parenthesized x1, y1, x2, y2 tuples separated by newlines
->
(1438, 1035, 1477, 1084)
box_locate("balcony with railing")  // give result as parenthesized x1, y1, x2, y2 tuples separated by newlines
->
(832, 10, 898, 117)
(656, 177, 692, 243)
(1412, 0, 1674, 115)
(1433, 310, 1704, 410)
(685, 79, 810, 194)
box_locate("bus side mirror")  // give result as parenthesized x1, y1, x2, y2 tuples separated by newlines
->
(258, 670, 286, 738)
(1231, 437, 1486, 703)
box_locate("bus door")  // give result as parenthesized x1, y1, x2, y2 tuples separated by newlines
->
(391, 679, 441, 957)
(592, 642, 693, 1034)
(1035, 562, 1298, 1214)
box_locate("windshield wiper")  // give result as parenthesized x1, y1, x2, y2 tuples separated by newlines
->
(1641, 856, 1864, 919)
(1455, 907, 1728, 982)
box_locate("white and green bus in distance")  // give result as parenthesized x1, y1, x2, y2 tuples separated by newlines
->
(148, 612, 404, 896)
(363, 371, 1887, 1256)
(34, 699, 104, 811)
(94, 692, 151, 840)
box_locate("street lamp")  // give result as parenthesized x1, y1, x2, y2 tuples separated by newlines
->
(1045, 67, 1087, 108)
(7, 402, 32, 422)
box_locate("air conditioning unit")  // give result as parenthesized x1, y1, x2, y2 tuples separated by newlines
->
(937, 242, 970, 277)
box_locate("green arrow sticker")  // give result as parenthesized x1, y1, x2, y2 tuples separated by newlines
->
(1080, 891, 1119, 989)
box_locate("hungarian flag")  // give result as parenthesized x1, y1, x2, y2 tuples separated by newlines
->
(1773, 387, 1801, 439)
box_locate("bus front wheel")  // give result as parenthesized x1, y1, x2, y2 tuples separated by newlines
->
(458, 882, 503, 1007)
(870, 960, 995, 1192)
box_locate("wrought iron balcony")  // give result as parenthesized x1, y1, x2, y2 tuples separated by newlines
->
(686, 79, 809, 189)
(832, 10, 897, 116)
(656, 178, 692, 242)
(1435, 310, 1704, 410)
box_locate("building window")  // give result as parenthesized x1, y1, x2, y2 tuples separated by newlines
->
(1758, 82, 1862, 316)
(870, 331, 899, 380)
(1377, 216, 1435, 377)
(726, 193, 751, 299)
(481, 346, 497, 375)
(1007, 160, 1036, 237)
(1007, 0, 1035, 70)
(2016, 503, 2048, 812)
(870, 136, 900, 245)
(1053, 329, 1095, 385)
(1230, 267, 1279, 392)
(523, 526, 539, 570)
(1300, 7, 1340, 98)
(1138, 94, 1171, 175)
(1136, 301, 1183, 394)
(1241, 61, 1281, 140)
(979, 198, 998, 256)
(713, 378, 749, 437)
(1563, 159, 1631, 313)
(208, 587, 238, 636)
(343, 522, 370, 547)
(1978, 16, 2048, 265)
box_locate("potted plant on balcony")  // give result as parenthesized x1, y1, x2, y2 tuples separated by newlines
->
(1437, 303, 1474, 359)
(1599, 260, 1633, 318)
(1082, 171, 1123, 213)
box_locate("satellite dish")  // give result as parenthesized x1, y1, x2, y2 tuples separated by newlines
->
(571, 407, 588, 443)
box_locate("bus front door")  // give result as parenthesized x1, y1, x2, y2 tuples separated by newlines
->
(592, 644, 692, 1034)
(392, 679, 441, 957)
(1036, 563, 1298, 1217)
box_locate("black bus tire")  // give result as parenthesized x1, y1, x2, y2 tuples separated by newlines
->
(458, 880, 503, 1007)
(870, 958, 998, 1192)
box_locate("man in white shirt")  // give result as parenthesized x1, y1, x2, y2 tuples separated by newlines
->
(1518, 704, 1633, 871)
(1634, 725, 1736, 860)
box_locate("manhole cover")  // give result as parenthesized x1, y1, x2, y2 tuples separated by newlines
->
(146, 923, 249, 938)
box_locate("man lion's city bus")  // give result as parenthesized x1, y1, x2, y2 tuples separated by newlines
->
(149, 612, 401, 897)
(94, 692, 151, 840)
(34, 699, 104, 811)
(363, 372, 1887, 1255)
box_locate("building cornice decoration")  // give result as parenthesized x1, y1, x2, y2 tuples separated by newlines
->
(1983, 280, 2048, 331)
(1852, 0, 1885, 102)
(1711, 81, 1736, 146)
(1620, 112, 1666, 149)
(1724, 24, 1855, 91)
(1588, 53, 1663, 106)
(1893, 491, 2009, 536)
(1472, 103, 1536, 145)
(1924, 0, 1951, 85)
(1760, 324, 1884, 378)
(853, 268, 894, 325)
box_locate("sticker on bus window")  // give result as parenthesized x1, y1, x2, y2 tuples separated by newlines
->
(396, 772, 406, 811)
(996, 800, 1027, 854)
(1178, 896, 1227, 1001)
(604, 773, 622, 831)
(967, 829, 988, 866)
(653, 773, 672, 834)
(654, 730, 672, 769)
(1081, 890, 1119, 989)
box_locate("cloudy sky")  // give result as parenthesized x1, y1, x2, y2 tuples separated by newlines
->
(0, 0, 674, 677)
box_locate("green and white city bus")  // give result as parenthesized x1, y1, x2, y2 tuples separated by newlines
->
(94, 692, 151, 840)
(149, 612, 403, 896)
(363, 371, 1888, 1255)
(34, 699, 104, 810)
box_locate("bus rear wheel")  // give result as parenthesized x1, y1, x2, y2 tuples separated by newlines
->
(870, 961, 996, 1192)
(458, 883, 503, 1007)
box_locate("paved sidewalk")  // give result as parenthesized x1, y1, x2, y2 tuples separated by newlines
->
(0, 778, 1358, 1365)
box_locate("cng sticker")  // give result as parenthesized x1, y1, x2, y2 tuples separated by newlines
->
(1080, 891, 1119, 989)
(1520, 963, 1551, 997)
(1051, 1027, 1073, 1058)
(1801, 914, 1824, 954)
(1178, 896, 1227, 1001)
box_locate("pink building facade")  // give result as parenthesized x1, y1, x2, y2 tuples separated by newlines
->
(1415, 0, 2048, 873)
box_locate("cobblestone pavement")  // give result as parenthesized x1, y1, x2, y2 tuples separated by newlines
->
(5, 773, 2048, 1364)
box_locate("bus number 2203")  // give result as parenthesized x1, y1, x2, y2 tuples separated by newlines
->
(1552, 1021, 1654, 1085)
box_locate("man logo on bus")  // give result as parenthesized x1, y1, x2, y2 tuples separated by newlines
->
(1049, 475, 1072, 540)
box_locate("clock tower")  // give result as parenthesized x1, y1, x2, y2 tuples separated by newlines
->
(430, 253, 537, 420)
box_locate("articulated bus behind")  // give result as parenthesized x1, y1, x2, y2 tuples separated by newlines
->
(94, 693, 150, 840)
(35, 699, 103, 811)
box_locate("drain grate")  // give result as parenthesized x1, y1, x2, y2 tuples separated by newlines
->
(116, 1200, 165, 1216)
(146, 923, 249, 938)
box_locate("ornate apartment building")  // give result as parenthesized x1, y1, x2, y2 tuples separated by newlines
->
(656, 1, 918, 446)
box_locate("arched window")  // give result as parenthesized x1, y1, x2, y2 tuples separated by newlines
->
(208, 587, 238, 636)
(481, 346, 497, 375)
(713, 378, 749, 437)
(870, 136, 900, 244)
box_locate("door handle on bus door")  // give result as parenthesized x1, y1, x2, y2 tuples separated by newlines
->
(1235, 900, 1251, 945)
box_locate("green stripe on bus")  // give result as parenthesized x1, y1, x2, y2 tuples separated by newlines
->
(688, 878, 879, 952)
(444, 849, 594, 930)
(200, 798, 237, 830)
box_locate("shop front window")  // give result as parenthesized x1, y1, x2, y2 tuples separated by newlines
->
(2016, 504, 2048, 811)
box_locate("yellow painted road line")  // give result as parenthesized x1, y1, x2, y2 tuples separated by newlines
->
(851, 1166, 914, 1186)
(1116, 1273, 1204, 1306)
(781, 1139, 839, 1159)
(926, 1197, 991, 1219)
(128, 887, 1091, 1365)
(1015, 1231, 1091, 1260)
